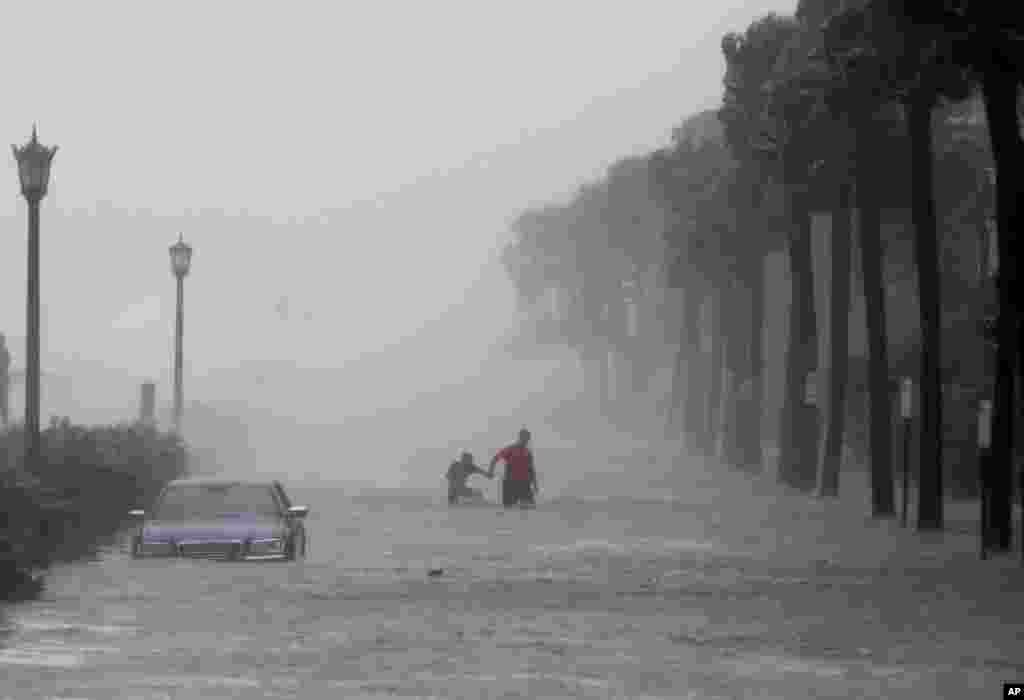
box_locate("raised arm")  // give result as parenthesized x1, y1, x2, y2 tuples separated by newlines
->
(488, 448, 504, 478)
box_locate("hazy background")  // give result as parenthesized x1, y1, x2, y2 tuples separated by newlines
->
(0, 0, 792, 489)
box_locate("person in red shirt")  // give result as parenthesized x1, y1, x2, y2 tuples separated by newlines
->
(489, 428, 537, 507)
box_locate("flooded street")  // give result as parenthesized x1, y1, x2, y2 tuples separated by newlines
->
(3, 0, 1020, 694)
(2, 465, 1022, 699)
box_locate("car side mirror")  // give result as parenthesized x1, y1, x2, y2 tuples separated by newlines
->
(287, 505, 309, 519)
(129, 509, 146, 518)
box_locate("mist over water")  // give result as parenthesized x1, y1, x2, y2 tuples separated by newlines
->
(6, 242, 681, 501)
(184, 340, 685, 502)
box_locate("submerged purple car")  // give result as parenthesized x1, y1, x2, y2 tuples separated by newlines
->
(129, 479, 309, 561)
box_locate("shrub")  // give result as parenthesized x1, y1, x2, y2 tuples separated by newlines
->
(0, 420, 188, 600)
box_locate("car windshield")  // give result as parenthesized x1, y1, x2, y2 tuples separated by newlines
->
(154, 484, 280, 520)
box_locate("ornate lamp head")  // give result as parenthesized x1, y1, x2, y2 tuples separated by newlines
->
(169, 234, 193, 278)
(11, 125, 58, 200)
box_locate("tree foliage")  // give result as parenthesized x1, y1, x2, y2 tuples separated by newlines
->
(501, 0, 1012, 524)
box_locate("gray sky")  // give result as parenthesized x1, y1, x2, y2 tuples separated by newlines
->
(0, 0, 793, 424)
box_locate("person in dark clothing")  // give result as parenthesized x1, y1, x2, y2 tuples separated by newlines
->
(446, 452, 490, 505)
(489, 428, 537, 507)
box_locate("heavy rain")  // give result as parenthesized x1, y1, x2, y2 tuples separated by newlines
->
(1, 2, 1022, 698)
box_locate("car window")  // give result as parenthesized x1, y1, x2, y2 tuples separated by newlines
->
(155, 484, 281, 520)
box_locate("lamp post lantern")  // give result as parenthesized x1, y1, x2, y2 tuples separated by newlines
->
(169, 234, 192, 434)
(11, 125, 57, 468)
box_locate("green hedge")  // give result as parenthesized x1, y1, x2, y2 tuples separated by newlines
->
(0, 419, 188, 601)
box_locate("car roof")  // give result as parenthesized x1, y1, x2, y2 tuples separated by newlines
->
(165, 479, 277, 488)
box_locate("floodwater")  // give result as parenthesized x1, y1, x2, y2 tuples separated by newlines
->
(1, 463, 1022, 699)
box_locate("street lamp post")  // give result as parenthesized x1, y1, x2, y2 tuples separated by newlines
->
(11, 126, 57, 468)
(169, 235, 192, 434)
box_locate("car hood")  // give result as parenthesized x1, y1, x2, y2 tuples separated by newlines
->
(143, 518, 282, 542)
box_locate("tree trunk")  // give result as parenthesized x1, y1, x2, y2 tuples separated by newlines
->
(594, 300, 611, 416)
(706, 292, 725, 458)
(981, 68, 1023, 551)
(579, 286, 605, 416)
(719, 278, 737, 465)
(908, 91, 944, 530)
(817, 180, 853, 498)
(722, 277, 749, 468)
(599, 345, 611, 417)
(627, 293, 650, 397)
(745, 183, 770, 472)
(743, 250, 766, 472)
(668, 333, 685, 437)
(854, 114, 897, 517)
(607, 295, 630, 427)
(683, 284, 707, 447)
(667, 283, 686, 437)
(727, 178, 767, 473)
(779, 186, 819, 490)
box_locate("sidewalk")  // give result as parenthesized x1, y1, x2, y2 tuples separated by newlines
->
(759, 441, 1021, 528)
(509, 432, 1024, 574)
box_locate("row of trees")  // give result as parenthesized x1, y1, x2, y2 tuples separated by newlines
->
(502, 0, 1022, 543)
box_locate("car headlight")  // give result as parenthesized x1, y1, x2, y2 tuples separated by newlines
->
(140, 540, 177, 556)
(247, 539, 284, 555)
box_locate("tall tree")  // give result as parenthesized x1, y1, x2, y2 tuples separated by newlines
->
(817, 162, 855, 497)
(796, 0, 857, 499)
(649, 148, 706, 443)
(822, 7, 900, 516)
(650, 132, 737, 454)
(720, 15, 799, 473)
(603, 155, 671, 404)
(876, 0, 1024, 546)
(750, 15, 827, 490)
(827, 0, 974, 526)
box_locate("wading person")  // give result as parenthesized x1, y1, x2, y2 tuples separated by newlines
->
(489, 428, 538, 507)
(446, 451, 490, 505)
